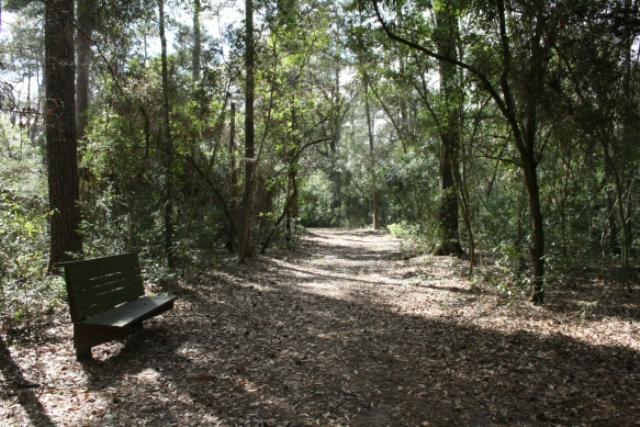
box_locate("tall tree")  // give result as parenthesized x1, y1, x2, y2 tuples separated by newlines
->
(363, 80, 380, 229)
(158, 0, 175, 267)
(45, 0, 82, 268)
(226, 100, 238, 252)
(75, 0, 96, 141)
(373, 0, 553, 303)
(329, 5, 347, 220)
(192, 0, 201, 83)
(239, 0, 256, 260)
(433, 2, 462, 255)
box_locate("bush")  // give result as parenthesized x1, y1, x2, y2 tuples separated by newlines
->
(0, 120, 66, 332)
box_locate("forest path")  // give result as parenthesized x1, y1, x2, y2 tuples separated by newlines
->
(267, 228, 407, 304)
(2, 229, 639, 426)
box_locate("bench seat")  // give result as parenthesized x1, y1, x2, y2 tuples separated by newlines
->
(81, 295, 176, 328)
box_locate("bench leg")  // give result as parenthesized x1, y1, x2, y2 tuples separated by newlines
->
(73, 326, 94, 360)
(73, 324, 127, 361)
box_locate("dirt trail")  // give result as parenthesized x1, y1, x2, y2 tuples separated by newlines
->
(1, 228, 639, 426)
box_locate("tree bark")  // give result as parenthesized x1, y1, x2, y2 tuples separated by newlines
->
(363, 80, 380, 230)
(192, 0, 201, 83)
(434, 3, 462, 256)
(329, 54, 344, 219)
(516, 0, 546, 303)
(45, 0, 83, 269)
(522, 155, 545, 303)
(239, 0, 256, 261)
(158, 0, 175, 268)
(76, 0, 95, 142)
(285, 163, 298, 245)
(226, 101, 237, 252)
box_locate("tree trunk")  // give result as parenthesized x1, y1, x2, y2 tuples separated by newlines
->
(329, 58, 343, 219)
(159, 0, 175, 268)
(521, 154, 545, 303)
(226, 101, 237, 252)
(363, 81, 380, 230)
(434, 4, 462, 256)
(239, 0, 256, 261)
(515, 181, 527, 276)
(458, 125, 475, 274)
(619, 0, 634, 288)
(373, 0, 549, 301)
(192, 0, 201, 83)
(520, 1, 546, 303)
(45, 0, 83, 269)
(286, 92, 299, 244)
(76, 0, 95, 142)
(285, 164, 298, 246)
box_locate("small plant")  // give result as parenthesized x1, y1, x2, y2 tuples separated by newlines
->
(387, 221, 438, 257)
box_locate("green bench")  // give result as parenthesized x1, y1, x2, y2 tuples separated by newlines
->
(60, 254, 176, 360)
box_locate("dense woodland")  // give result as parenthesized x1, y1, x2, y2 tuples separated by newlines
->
(0, 0, 639, 423)
(2, 0, 638, 314)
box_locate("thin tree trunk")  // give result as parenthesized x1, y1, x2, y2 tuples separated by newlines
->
(45, 0, 82, 269)
(260, 159, 299, 254)
(286, 92, 299, 244)
(330, 55, 343, 217)
(226, 101, 237, 252)
(619, 0, 634, 288)
(603, 139, 632, 288)
(285, 164, 298, 246)
(192, 0, 201, 83)
(363, 80, 380, 230)
(522, 154, 545, 303)
(515, 181, 527, 276)
(458, 128, 475, 274)
(26, 66, 35, 144)
(239, 0, 256, 261)
(159, 0, 175, 268)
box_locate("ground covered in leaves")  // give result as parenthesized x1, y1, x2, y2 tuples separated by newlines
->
(1, 228, 639, 426)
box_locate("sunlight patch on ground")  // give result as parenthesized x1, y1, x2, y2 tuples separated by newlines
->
(2, 228, 638, 425)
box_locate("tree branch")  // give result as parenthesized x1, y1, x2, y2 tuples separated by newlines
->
(371, 0, 509, 119)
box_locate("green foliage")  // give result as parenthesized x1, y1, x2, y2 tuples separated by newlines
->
(0, 120, 65, 329)
(1, 0, 640, 331)
(387, 221, 420, 239)
(299, 171, 338, 227)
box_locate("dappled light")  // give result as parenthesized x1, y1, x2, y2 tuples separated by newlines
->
(2, 230, 639, 425)
(2, 0, 639, 424)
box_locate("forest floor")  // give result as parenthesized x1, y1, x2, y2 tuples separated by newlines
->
(1, 228, 639, 426)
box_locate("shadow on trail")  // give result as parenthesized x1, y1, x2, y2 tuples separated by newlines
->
(424, 283, 484, 296)
(73, 262, 640, 425)
(17, 229, 637, 425)
(544, 287, 640, 323)
(259, 260, 397, 287)
(304, 229, 388, 239)
(0, 337, 55, 427)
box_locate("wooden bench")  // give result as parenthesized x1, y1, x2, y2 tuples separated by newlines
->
(60, 253, 176, 360)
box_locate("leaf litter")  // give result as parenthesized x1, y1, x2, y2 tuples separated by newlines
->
(1, 228, 639, 426)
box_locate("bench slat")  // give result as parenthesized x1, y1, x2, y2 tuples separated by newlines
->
(64, 254, 143, 292)
(73, 279, 145, 320)
(63, 254, 145, 322)
(73, 276, 143, 303)
(81, 295, 176, 328)
(71, 273, 143, 298)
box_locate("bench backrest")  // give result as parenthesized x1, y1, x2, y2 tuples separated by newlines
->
(62, 254, 145, 323)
